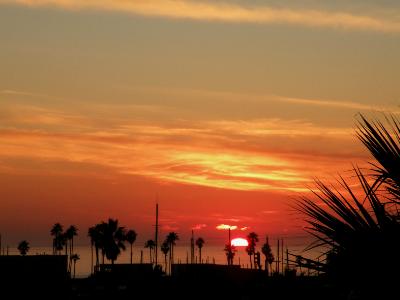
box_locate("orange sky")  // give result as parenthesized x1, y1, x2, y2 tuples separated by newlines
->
(1, 0, 399, 247)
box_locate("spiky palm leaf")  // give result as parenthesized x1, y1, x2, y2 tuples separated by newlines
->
(298, 168, 400, 282)
(357, 114, 400, 203)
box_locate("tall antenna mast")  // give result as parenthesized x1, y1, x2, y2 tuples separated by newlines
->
(191, 230, 195, 264)
(155, 201, 159, 266)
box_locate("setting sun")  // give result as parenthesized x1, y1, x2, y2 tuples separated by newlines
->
(231, 238, 249, 247)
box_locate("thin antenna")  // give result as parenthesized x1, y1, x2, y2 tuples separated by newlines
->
(155, 200, 159, 266)
(277, 239, 280, 274)
(191, 230, 195, 264)
(281, 239, 284, 274)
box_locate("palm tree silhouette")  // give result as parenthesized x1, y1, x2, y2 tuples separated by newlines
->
(96, 222, 107, 265)
(160, 240, 170, 273)
(61, 232, 68, 257)
(66, 225, 78, 256)
(261, 236, 274, 276)
(296, 115, 400, 297)
(88, 225, 102, 272)
(224, 243, 236, 265)
(50, 223, 63, 255)
(357, 115, 400, 203)
(195, 237, 205, 264)
(166, 232, 179, 270)
(65, 225, 78, 271)
(246, 232, 259, 269)
(88, 226, 96, 274)
(17, 240, 30, 256)
(70, 254, 80, 279)
(125, 230, 137, 264)
(144, 239, 156, 264)
(101, 219, 126, 265)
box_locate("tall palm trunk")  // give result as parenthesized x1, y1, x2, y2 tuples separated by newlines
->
(73, 260, 76, 278)
(149, 248, 152, 263)
(95, 246, 99, 270)
(265, 259, 269, 275)
(199, 248, 202, 264)
(249, 254, 253, 269)
(164, 254, 168, 273)
(130, 244, 133, 264)
(90, 243, 94, 274)
(169, 244, 172, 274)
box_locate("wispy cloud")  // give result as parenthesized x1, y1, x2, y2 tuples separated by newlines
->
(280, 96, 381, 111)
(119, 85, 397, 113)
(216, 224, 237, 230)
(0, 103, 367, 192)
(2, 0, 400, 33)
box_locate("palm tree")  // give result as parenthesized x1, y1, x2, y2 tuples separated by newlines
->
(65, 225, 78, 272)
(88, 226, 96, 274)
(261, 236, 274, 276)
(245, 245, 253, 269)
(88, 225, 102, 272)
(17, 240, 29, 256)
(224, 244, 236, 265)
(50, 223, 63, 255)
(246, 232, 258, 269)
(296, 115, 400, 297)
(166, 232, 179, 269)
(357, 114, 400, 203)
(125, 230, 137, 264)
(62, 232, 69, 257)
(160, 240, 170, 272)
(70, 254, 80, 279)
(144, 239, 156, 263)
(100, 219, 126, 264)
(56, 233, 67, 256)
(65, 225, 78, 256)
(195, 237, 205, 264)
(96, 222, 107, 265)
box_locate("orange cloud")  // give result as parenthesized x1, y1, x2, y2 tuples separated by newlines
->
(216, 224, 238, 230)
(0, 102, 368, 192)
(2, 0, 400, 33)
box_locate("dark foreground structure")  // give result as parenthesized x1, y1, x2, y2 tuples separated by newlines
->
(0, 258, 346, 300)
(0, 255, 69, 298)
(70, 263, 342, 300)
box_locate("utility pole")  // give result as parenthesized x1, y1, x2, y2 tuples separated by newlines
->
(286, 248, 289, 272)
(281, 239, 284, 274)
(277, 239, 280, 274)
(190, 230, 195, 264)
(155, 202, 159, 266)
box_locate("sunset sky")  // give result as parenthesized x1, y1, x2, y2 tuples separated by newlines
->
(1, 0, 399, 247)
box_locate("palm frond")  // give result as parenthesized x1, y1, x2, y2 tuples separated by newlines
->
(356, 114, 400, 203)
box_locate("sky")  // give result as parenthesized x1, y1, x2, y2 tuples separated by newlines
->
(0, 0, 399, 247)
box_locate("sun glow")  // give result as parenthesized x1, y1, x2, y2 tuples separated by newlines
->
(231, 238, 249, 247)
